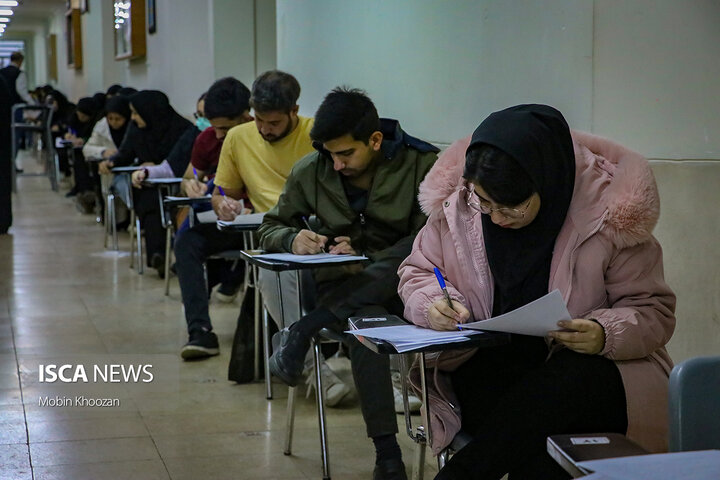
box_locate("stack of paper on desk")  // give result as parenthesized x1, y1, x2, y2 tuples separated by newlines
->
(216, 212, 265, 227)
(345, 290, 572, 352)
(253, 252, 368, 264)
(346, 324, 484, 352)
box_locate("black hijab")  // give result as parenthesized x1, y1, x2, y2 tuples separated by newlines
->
(105, 95, 131, 147)
(467, 104, 576, 315)
(69, 97, 101, 139)
(128, 90, 193, 163)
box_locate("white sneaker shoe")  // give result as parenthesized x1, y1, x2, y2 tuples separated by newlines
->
(392, 371, 422, 414)
(305, 360, 353, 407)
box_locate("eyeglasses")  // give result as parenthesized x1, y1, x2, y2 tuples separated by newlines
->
(464, 182, 533, 219)
(193, 111, 204, 119)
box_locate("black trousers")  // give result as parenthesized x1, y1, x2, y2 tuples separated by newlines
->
(174, 223, 245, 333)
(132, 187, 166, 265)
(436, 335, 627, 480)
(307, 255, 408, 439)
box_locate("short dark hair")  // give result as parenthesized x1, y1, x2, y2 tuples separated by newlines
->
(249, 70, 300, 113)
(204, 77, 251, 120)
(310, 87, 380, 144)
(106, 84, 123, 96)
(10, 51, 24, 63)
(464, 143, 535, 206)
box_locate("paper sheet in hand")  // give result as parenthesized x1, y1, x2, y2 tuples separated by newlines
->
(254, 252, 367, 264)
(578, 450, 720, 480)
(216, 213, 265, 227)
(346, 324, 484, 353)
(461, 289, 571, 337)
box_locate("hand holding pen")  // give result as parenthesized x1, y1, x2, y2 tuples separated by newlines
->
(427, 267, 471, 331)
(291, 216, 329, 255)
(214, 185, 245, 221)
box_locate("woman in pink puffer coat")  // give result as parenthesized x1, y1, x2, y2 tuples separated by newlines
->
(398, 104, 676, 479)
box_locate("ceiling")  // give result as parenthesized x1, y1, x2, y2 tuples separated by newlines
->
(3, 0, 66, 36)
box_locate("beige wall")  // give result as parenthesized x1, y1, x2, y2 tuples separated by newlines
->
(46, 0, 275, 118)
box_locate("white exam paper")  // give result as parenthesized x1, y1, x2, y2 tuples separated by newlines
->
(254, 252, 367, 264)
(196, 210, 219, 224)
(578, 450, 720, 480)
(460, 289, 571, 337)
(216, 212, 265, 227)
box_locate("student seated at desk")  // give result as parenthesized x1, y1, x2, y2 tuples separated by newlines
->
(105, 90, 196, 276)
(65, 97, 103, 212)
(178, 70, 314, 359)
(129, 91, 209, 189)
(261, 87, 439, 480)
(397, 104, 677, 479)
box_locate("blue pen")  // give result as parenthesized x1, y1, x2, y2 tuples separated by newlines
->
(217, 185, 226, 197)
(433, 267, 458, 315)
(192, 167, 198, 181)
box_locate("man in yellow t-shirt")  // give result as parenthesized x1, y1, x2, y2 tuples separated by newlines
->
(177, 70, 314, 361)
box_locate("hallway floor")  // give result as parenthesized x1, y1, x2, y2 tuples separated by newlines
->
(0, 150, 437, 480)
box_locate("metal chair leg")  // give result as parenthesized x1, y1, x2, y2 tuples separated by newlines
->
(129, 210, 135, 269)
(263, 305, 273, 399)
(284, 385, 296, 455)
(135, 215, 143, 274)
(412, 430, 427, 480)
(164, 226, 172, 295)
(254, 278, 261, 381)
(313, 339, 331, 480)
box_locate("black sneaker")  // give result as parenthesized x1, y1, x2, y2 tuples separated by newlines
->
(268, 327, 310, 387)
(181, 330, 219, 360)
(373, 458, 408, 480)
(151, 253, 165, 279)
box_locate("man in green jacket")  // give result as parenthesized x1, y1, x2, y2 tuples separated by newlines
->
(259, 87, 438, 480)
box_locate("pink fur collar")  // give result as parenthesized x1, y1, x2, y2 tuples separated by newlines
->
(418, 131, 659, 249)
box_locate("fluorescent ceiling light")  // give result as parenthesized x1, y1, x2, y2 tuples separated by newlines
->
(0, 9, 14, 15)
(0, 1, 18, 6)
(0, 18, 9, 22)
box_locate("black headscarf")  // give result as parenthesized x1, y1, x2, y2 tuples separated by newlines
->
(69, 97, 101, 140)
(128, 90, 193, 163)
(92, 92, 107, 112)
(105, 95, 131, 147)
(467, 104, 576, 315)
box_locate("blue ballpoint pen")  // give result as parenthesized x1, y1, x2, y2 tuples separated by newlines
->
(433, 267, 459, 326)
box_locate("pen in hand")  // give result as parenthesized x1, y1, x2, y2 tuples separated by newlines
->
(192, 167, 198, 181)
(433, 267, 461, 327)
(302, 215, 326, 253)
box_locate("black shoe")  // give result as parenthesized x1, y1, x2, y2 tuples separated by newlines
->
(268, 327, 310, 387)
(373, 458, 408, 480)
(65, 187, 78, 198)
(181, 329, 219, 360)
(151, 253, 165, 279)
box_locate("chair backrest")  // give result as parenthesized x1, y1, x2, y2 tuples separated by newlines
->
(668, 355, 720, 452)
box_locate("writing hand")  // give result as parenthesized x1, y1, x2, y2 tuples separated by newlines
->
(131, 169, 146, 188)
(328, 236, 356, 255)
(216, 196, 244, 221)
(548, 319, 605, 354)
(292, 229, 329, 255)
(184, 179, 208, 198)
(428, 298, 471, 331)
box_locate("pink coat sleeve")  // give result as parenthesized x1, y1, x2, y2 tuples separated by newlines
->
(591, 237, 676, 360)
(398, 212, 467, 328)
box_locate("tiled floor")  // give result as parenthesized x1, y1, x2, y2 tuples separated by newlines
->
(0, 151, 438, 479)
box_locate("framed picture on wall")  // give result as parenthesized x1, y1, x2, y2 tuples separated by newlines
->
(114, 0, 147, 60)
(66, 8, 82, 69)
(148, 0, 156, 34)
